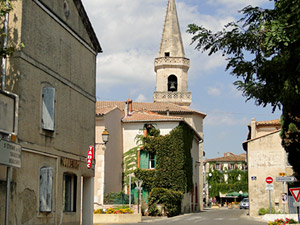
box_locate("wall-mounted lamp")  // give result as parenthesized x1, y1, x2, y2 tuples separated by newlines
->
(102, 129, 110, 145)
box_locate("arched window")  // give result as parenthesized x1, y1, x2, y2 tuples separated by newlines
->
(168, 75, 177, 92)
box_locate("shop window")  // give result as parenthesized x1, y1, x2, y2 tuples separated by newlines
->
(42, 86, 55, 131)
(64, 173, 77, 212)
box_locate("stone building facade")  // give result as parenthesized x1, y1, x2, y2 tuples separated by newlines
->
(94, 0, 206, 213)
(0, 0, 101, 224)
(243, 119, 295, 216)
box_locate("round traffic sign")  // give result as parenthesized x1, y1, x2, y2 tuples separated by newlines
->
(266, 177, 273, 184)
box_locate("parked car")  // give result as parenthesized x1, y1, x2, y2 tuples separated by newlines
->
(240, 198, 249, 209)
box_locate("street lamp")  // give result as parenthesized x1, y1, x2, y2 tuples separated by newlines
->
(102, 129, 110, 145)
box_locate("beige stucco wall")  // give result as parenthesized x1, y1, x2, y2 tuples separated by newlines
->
(122, 122, 180, 154)
(0, 0, 98, 224)
(155, 67, 188, 92)
(247, 131, 291, 216)
(95, 108, 123, 206)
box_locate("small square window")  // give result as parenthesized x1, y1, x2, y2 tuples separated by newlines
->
(165, 52, 170, 57)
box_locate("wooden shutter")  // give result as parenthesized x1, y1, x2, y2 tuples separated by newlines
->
(40, 167, 53, 212)
(42, 87, 55, 131)
(140, 150, 149, 169)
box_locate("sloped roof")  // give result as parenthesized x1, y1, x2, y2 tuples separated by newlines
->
(122, 110, 183, 123)
(256, 119, 281, 126)
(74, 0, 102, 53)
(96, 106, 120, 116)
(96, 101, 206, 117)
(205, 153, 246, 163)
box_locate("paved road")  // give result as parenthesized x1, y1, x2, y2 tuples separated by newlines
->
(103, 208, 266, 225)
(143, 208, 266, 225)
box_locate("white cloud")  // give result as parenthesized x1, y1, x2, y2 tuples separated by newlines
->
(208, 86, 221, 96)
(135, 94, 148, 102)
(205, 112, 249, 126)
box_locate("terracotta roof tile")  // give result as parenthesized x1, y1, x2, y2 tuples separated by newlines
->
(96, 105, 120, 116)
(205, 153, 246, 163)
(96, 101, 206, 117)
(256, 119, 281, 126)
(122, 110, 184, 122)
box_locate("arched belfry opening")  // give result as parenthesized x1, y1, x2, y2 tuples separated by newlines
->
(168, 75, 178, 92)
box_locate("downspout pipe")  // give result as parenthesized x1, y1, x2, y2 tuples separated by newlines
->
(1, 0, 9, 91)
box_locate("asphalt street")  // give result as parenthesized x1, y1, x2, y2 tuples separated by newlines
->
(100, 208, 267, 225)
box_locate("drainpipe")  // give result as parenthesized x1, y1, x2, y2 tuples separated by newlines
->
(1, 0, 9, 90)
(2, 2, 12, 225)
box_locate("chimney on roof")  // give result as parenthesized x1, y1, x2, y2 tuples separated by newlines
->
(125, 99, 133, 116)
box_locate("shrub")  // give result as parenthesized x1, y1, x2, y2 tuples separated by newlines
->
(104, 191, 130, 204)
(148, 188, 183, 217)
(258, 207, 268, 215)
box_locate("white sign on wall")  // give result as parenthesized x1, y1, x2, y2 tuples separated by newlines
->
(0, 91, 18, 134)
(0, 139, 22, 168)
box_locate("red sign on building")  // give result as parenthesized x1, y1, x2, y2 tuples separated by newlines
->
(87, 146, 94, 169)
(266, 177, 273, 184)
(290, 188, 300, 202)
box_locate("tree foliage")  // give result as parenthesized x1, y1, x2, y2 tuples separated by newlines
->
(0, 0, 14, 57)
(187, 0, 300, 180)
(207, 168, 248, 198)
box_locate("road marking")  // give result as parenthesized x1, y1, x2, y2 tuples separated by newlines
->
(214, 218, 224, 220)
(229, 218, 238, 220)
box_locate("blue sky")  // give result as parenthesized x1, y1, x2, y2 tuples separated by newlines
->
(82, 0, 281, 159)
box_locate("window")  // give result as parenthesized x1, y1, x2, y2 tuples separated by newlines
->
(64, 173, 77, 212)
(42, 86, 55, 131)
(165, 52, 170, 57)
(140, 150, 156, 169)
(287, 152, 291, 166)
(168, 75, 178, 92)
(216, 163, 220, 170)
(40, 167, 53, 212)
(229, 163, 234, 170)
(149, 152, 156, 169)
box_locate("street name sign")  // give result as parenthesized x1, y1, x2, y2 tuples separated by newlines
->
(293, 202, 300, 207)
(290, 188, 300, 202)
(0, 139, 21, 168)
(266, 184, 274, 190)
(276, 176, 296, 182)
(266, 177, 273, 184)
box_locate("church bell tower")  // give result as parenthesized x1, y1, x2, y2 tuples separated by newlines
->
(153, 0, 192, 107)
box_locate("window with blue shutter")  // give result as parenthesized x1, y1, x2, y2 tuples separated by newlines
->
(40, 167, 53, 212)
(140, 150, 149, 169)
(42, 86, 55, 131)
(140, 150, 156, 169)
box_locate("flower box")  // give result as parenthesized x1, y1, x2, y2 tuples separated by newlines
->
(94, 213, 142, 224)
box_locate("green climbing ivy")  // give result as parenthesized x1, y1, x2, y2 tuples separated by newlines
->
(207, 167, 248, 198)
(122, 122, 195, 217)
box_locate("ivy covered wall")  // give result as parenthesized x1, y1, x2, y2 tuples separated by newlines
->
(123, 122, 195, 193)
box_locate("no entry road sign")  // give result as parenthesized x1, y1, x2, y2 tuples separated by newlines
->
(266, 177, 273, 184)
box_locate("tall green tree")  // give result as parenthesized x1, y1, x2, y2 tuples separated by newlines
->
(0, 0, 14, 57)
(187, 0, 300, 179)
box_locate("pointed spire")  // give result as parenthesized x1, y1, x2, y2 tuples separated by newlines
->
(158, 0, 185, 58)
